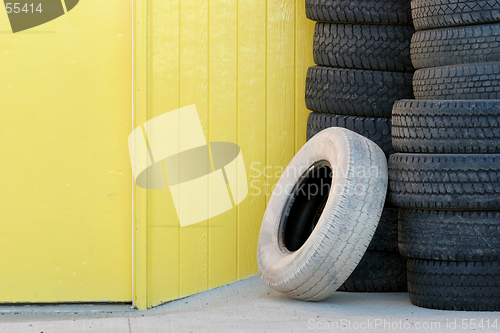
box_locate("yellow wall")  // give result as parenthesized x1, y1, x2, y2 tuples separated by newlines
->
(0, 1, 133, 302)
(0, 0, 312, 307)
(134, 0, 315, 309)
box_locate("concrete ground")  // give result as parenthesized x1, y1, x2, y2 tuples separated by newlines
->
(0, 276, 497, 333)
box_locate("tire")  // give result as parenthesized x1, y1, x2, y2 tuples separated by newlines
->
(399, 209, 500, 261)
(412, 0, 500, 31)
(388, 153, 500, 210)
(392, 100, 500, 154)
(411, 24, 500, 69)
(339, 251, 407, 292)
(413, 62, 500, 100)
(408, 259, 500, 311)
(258, 127, 388, 301)
(369, 208, 399, 251)
(307, 113, 394, 156)
(314, 23, 414, 72)
(306, 66, 414, 118)
(305, 0, 412, 25)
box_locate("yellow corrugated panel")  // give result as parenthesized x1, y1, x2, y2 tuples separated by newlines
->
(0, 1, 133, 302)
(295, 1, 316, 151)
(147, 0, 181, 308)
(133, 0, 149, 309)
(178, 0, 210, 299)
(208, 0, 238, 289)
(267, 0, 297, 199)
(134, 0, 315, 309)
(237, 0, 268, 280)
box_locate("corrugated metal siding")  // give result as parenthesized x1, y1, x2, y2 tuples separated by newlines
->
(133, 0, 314, 309)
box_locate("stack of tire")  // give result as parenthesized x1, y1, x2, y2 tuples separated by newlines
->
(389, 0, 500, 311)
(305, 0, 415, 292)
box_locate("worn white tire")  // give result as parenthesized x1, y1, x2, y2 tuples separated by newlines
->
(257, 127, 388, 301)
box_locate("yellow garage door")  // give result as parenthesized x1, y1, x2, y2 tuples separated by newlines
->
(0, 0, 133, 302)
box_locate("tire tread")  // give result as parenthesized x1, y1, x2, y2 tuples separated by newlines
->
(306, 66, 414, 118)
(314, 23, 414, 72)
(388, 153, 500, 210)
(408, 259, 500, 311)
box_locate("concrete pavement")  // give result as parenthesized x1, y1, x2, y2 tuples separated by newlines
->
(0, 276, 498, 332)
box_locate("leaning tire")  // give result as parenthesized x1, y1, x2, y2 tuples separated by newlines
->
(412, 0, 500, 31)
(338, 251, 407, 292)
(399, 209, 500, 261)
(306, 66, 414, 118)
(307, 113, 394, 156)
(258, 127, 388, 301)
(306, 0, 412, 25)
(392, 100, 500, 154)
(388, 153, 500, 210)
(413, 62, 500, 100)
(411, 24, 500, 69)
(408, 259, 500, 311)
(314, 23, 414, 72)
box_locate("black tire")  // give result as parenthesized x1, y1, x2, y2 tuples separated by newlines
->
(338, 251, 407, 292)
(399, 209, 500, 261)
(388, 153, 500, 210)
(392, 100, 500, 154)
(306, 0, 412, 25)
(413, 62, 500, 100)
(411, 24, 500, 69)
(408, 259, 500, 311)
(307, 113, 394, 156)
(369, 208, 399, 251)
(314, 23, 414, 72)
(306, 66, 414, 118)
(412, 0, 500, 31)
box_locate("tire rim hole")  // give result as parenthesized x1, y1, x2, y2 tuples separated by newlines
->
(280, 161, 332, 253)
